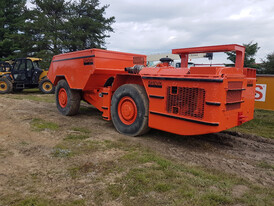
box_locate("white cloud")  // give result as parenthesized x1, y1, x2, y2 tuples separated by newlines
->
(229, 8, 253, 20)
(101, 0, 274, 63)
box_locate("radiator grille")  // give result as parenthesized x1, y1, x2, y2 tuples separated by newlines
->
(243, 68, 256, 78)
(167, 87, 205, 119)
(228, 81, 243, 89)
(226, 81, 243, 111)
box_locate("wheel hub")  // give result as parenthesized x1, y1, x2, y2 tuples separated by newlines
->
(118, 97, 137, 125)
(0, 82, 7, 91)
(43, 82, 52, 91)
(58, 88, 67, 108)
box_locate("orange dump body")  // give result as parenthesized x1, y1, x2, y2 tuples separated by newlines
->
(47, 48, 146, 90)
(48, 45, 256, 136)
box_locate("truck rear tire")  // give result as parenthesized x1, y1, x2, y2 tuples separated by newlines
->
(111, 84, 149, 136)
(39, 78, 55, 94)
(0, 77, 13, 94)
(55, 79, 81, 116)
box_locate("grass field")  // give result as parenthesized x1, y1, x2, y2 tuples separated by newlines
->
(229, 109, 274, 139)
(0, 91, 273, 205)
(3, 88, 55, 103)
(3, 138, 274, 206)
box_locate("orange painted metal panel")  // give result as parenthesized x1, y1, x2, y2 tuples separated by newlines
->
(140, 66, 256, 135)
(47, 48, 146, 90)
(173, 44, 245, 70)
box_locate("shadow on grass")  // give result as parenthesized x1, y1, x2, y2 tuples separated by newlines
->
(79, 105, 102, 117)
(77, 105, 242, 150)
(13, 88, 42, 94)
(140, 128, 236, 151)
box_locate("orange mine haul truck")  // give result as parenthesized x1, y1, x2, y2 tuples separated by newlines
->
(47, 44, 256, 136)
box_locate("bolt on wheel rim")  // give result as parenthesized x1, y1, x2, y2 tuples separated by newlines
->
(0, 82, 7, 91)
(58, 88, 67, 108)
(118, 96, 137, 125)
(43, 82, 52, 91)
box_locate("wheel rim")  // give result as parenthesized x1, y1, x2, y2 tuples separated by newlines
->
(0, 81, 7, 92)
(58, 88, 67, 108)
(42, 82, 52, 91)
(118, 96, 137, 125)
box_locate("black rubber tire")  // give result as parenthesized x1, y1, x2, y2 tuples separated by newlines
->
(39, 78, 55, 94)
(55, 79, 81, 116)
(0, 77, 13, 94)
(111, 84, 149, 136)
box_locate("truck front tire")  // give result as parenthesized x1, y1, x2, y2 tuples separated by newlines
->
(0, 77, 13, 94)
(111, 84, 149, 136)
(55, 79, 81, 116)
(39, 78, 55, 94)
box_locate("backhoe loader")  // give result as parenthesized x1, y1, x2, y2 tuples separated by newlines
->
(0, 57, 54, 94)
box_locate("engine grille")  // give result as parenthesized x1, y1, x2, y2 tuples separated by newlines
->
(167, 87, 205, 119)
(226, 81, 243, 111)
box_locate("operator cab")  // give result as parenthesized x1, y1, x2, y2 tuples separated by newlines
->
(12, 58, 43, 85)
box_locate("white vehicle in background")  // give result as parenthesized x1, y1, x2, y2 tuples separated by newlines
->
(147, 52, 213, 68)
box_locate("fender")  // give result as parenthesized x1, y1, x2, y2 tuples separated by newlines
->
(0, 73, 13, 82)
(39, 70, 48, 82)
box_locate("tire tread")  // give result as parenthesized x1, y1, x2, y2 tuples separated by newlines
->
(55, 79, 81, 116)
(39, 78, 55, 94)
(111, 84, 149, 136)
(0, 77, 13, 94)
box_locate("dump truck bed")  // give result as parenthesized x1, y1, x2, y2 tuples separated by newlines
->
(47, 48, 146, 90)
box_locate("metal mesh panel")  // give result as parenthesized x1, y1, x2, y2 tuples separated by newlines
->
(167, 87, 205, 119)
(226, 90, 242, 102)
(226, 81, 243, 111)
(228, 81, 243, 89)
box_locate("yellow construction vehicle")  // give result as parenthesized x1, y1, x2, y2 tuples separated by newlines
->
(0, 57, 54, 94)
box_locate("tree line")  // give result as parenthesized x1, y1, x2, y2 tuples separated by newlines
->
(0, 0, 115, 68)
(0, 1, 273, 73)
(226, 42, 274, 74)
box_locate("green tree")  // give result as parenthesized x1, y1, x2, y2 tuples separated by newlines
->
(23, 0, 115, 68)
(22, 0, 69, 68)
(226, 42, 260, 68)
(261, 52, 274, 74)
(63, 0, 115, 52)
(0, 0, 27, 60)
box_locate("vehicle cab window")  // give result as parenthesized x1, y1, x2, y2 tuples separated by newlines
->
(13, 59, 26, 71)
(13, 60, 21, 71)
(33, 61, 40, 69)
(26, 60, 33, 71)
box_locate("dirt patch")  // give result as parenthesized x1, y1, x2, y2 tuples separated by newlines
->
(0, 95, 273, 204)
(232, 185, 249, 198)
(131, 129, 274, 186)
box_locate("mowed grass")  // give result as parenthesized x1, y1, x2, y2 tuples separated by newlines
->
(3, 88, 55, 103)
(99, 146, 273, 206)
(5, 197, 86, 206)
(64, 127, 91, 140)
(1, 91, 273, 205)
(31, 118, 59, 131)
(229, 109, 274, 139)
(8, 137, 270, 206)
